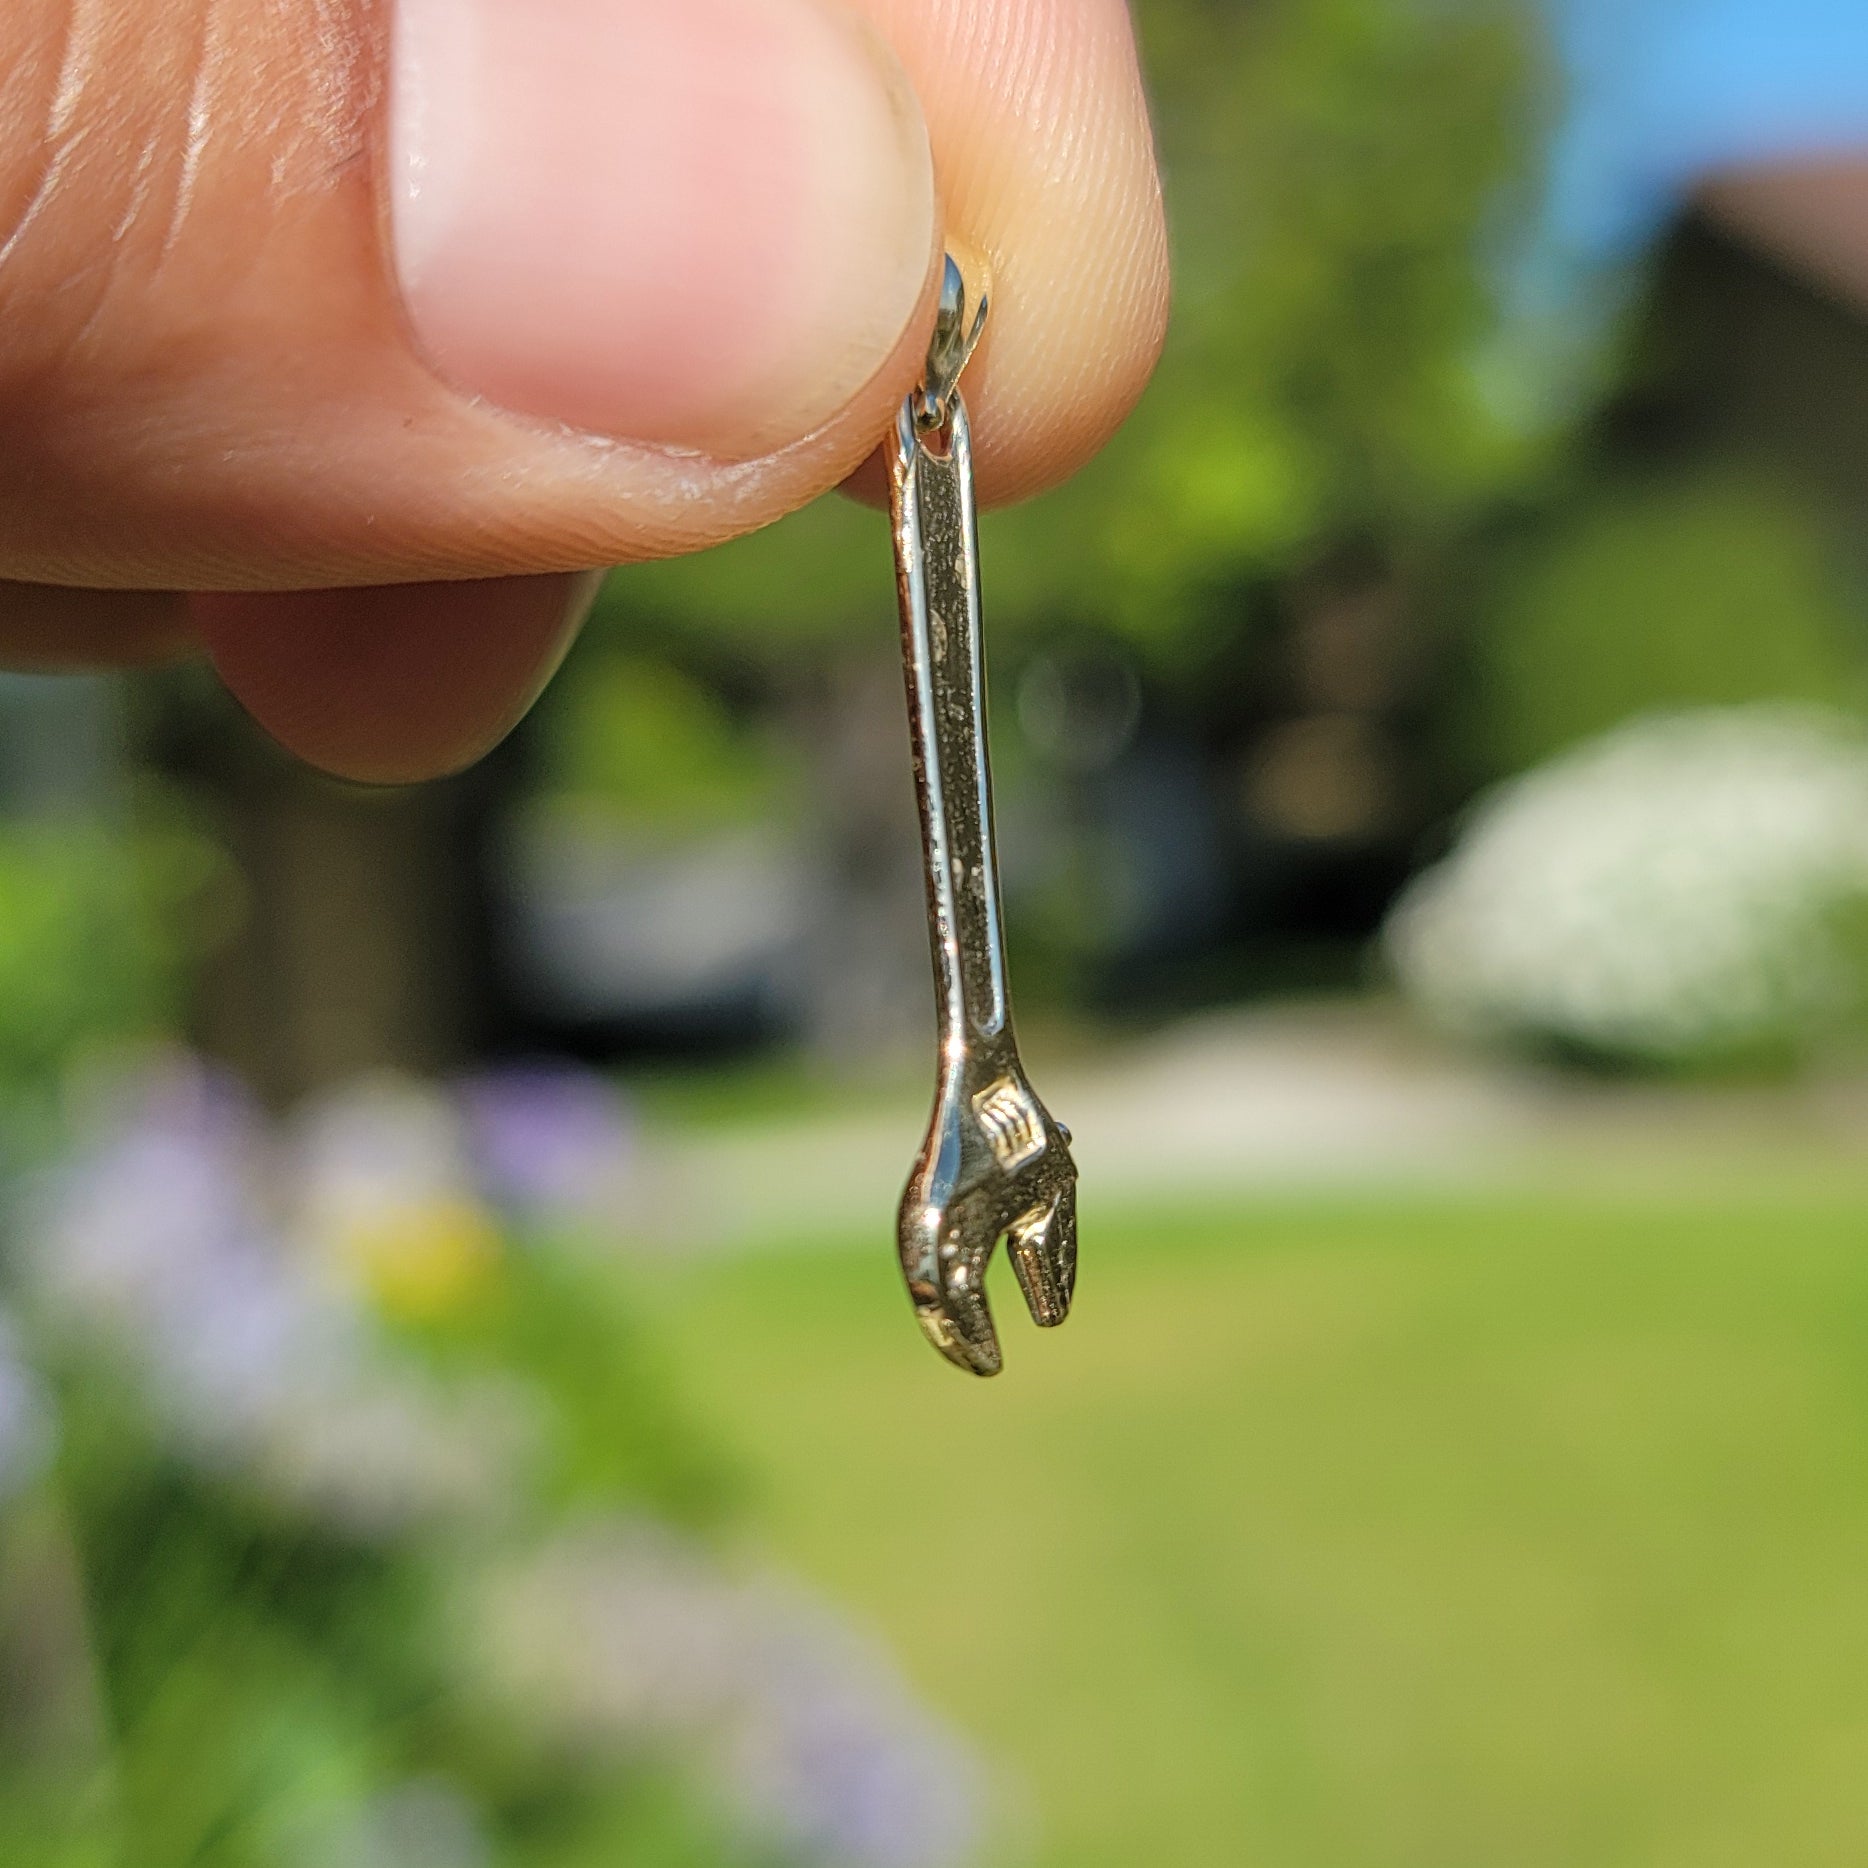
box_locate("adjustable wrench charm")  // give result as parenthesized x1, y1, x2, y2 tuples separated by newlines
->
(889, 254, 1078, 1376)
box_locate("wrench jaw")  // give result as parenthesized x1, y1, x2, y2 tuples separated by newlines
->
(897, 1078, 1078, 1377)
(1006, 1174, 1077, 1330)
(899, 1136, 1008, 1378)
(903, 1205, 1006, 1377)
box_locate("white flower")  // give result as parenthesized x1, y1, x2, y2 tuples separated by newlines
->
(292, 1075, 483, 1260)
(1387, 707, 1868, 1063)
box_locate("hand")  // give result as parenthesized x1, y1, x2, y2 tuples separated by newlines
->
(0, 0, 1168, 781)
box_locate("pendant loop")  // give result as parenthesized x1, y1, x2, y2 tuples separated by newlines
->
(911, 249, 991, 434)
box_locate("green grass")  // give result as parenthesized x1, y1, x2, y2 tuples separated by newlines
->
(653, 1192, 1868, 1868)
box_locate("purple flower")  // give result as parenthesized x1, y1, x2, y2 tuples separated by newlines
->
(475, 1521, 990, 1868)
(729, 1597, 986, 1868)
(458, 1063, 635, 1229)
(0, 1313, 52, 1500)
(25, 1054, 527, 1534)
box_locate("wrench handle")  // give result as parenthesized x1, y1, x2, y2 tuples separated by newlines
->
(890, 394, 1009, 1047)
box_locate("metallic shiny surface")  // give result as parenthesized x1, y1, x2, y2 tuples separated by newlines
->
(889, 257, 1079, 1377)
(912, 251, 991, 434)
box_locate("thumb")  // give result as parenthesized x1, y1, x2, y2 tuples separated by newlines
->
(0, 0, 940, 593)
(1, 0, 1168, 785)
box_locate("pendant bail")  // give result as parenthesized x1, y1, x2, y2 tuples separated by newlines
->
(911, 247, 991, 434)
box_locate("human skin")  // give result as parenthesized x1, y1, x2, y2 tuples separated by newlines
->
(0, 0, 1169, 782)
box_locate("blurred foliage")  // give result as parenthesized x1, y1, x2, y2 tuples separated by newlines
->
(531, 653, 801, 837)
(31, 1319, 748, 1868)
(597, 0, 1543, 666)
(0, 1039, 986, 1868)
(0, 1074, 762, 1868)
(1466, 473, 1868, 777)
(407, 1239, 741, 1528)
(0, 805, 223, 1115)
(1095, 0, 1543, 616)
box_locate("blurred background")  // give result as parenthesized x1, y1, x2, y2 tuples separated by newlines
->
(9, 0, 1868, 1863)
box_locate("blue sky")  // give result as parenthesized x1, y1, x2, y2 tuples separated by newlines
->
(1546, 0, 1868, 262)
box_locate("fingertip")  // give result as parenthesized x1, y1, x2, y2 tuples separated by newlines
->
(193, 572, 600, 785)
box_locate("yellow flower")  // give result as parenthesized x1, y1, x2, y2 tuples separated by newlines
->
(333, 1196, 503, 1323)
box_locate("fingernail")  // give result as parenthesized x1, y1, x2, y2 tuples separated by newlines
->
(390, 0, 936, 457)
